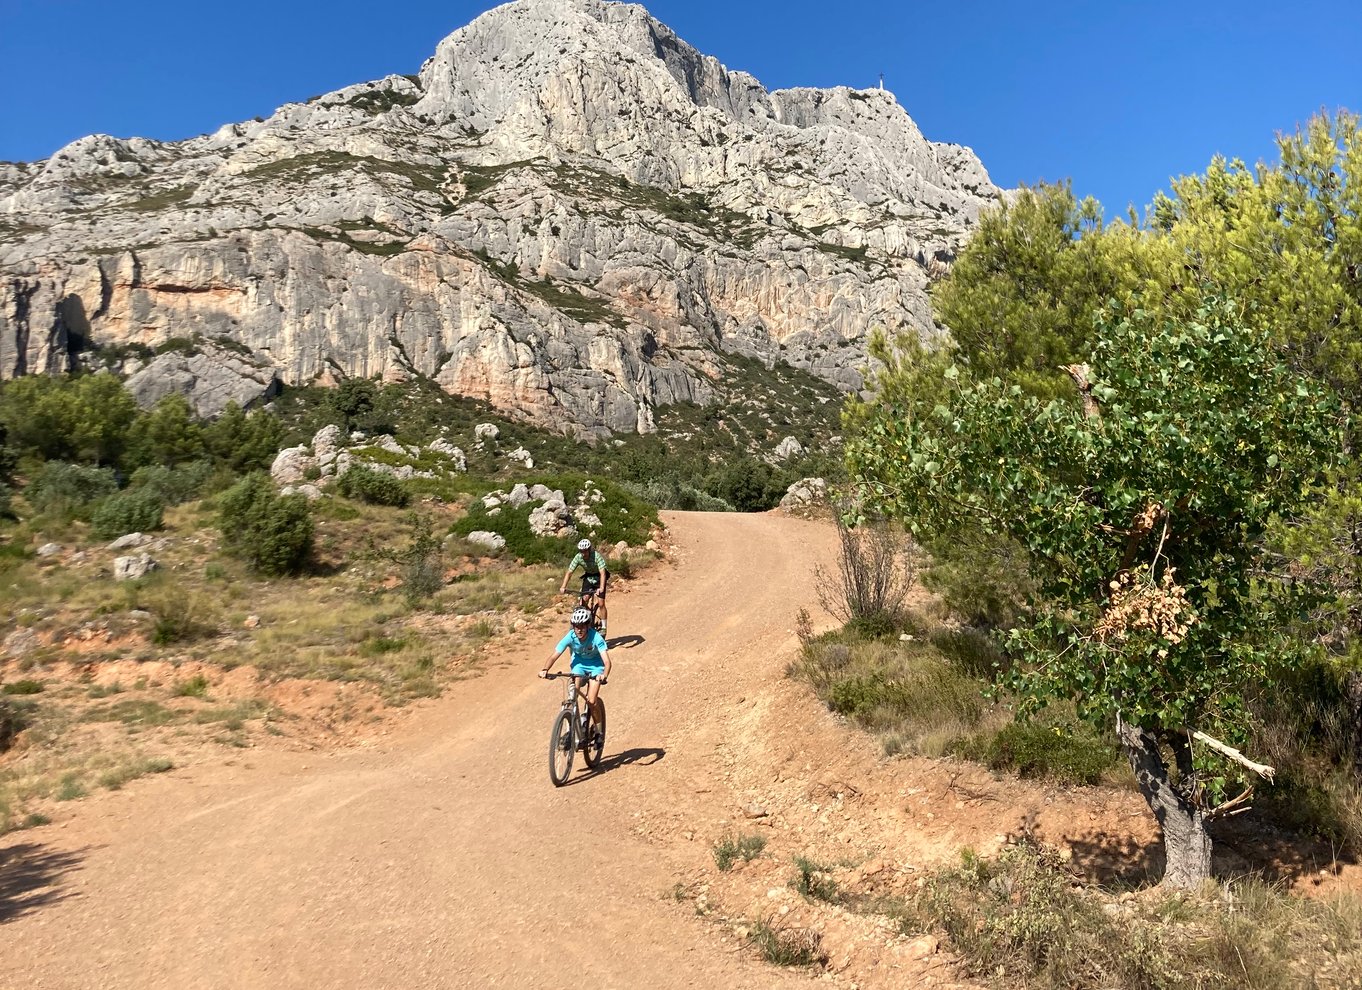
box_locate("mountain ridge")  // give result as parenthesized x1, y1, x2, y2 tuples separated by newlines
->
(0, 0, 1001, 434)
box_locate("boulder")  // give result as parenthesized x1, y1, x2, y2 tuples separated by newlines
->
(506, 483, 531, 508)
(270, 445, 314, 486)
(506, 446, 534, 469)
(35, 542, 61, 557)
(107, 532, 152, 550)
(474, 423, 500, 443)
(774, 436, 805, 460)
(466, 530, 506, 551)
(123, 344, 280, 418)
(428, 438, 467, 472)
(113, 553, 158, 581)
(780, 477, 829, 511)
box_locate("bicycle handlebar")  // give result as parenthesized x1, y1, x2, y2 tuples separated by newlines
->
(540, 671, 606, 683)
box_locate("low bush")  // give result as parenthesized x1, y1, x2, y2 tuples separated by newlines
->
(794, 629, 993, 756)
(748, 919, 824, 967)
(713, 833, 766, 871)
(338, 465, 410, 507)
(217, 473, 314, 576)
(970, 719, 1118, 786)
(792, 856, 841, 903)
(24, 462, 118, 519)
(815, 514, 917, 637)
(90, 488, 165, 540)
(127, 461, 214, 506)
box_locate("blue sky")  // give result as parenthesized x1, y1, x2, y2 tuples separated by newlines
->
(1, 0, 1357, 215)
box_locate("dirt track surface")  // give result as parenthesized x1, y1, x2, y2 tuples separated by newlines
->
(1, 511, 840, 989)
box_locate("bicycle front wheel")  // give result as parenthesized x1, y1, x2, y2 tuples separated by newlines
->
(549, 709, 575, 786)
(583, 699, 606, 769)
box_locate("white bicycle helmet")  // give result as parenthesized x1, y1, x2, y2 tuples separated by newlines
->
(570, 607, 592, 625)
(577, 538, 592, 551)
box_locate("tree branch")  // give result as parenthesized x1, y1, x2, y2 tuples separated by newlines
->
(1063, 363, 1100, 420)
(1191, 731, 1276, 782)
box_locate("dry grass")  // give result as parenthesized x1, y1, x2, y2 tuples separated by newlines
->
(889, 843, 1362, 990)
(0, 494, 584, 829)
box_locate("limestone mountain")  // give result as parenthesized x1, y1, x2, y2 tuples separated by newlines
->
(0, 0, 1001, 434)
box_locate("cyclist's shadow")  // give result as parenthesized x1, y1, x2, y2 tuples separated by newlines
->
(565, 746, 664, 786)
(604, 634, 644, 649)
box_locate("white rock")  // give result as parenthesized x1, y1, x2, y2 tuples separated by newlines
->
(506, 483, 531, 508)
(270, 445, 314, 486)
(474, 423, 500, 443)
(466, 530, 506, 551)
(773, 436, 805, 460)
(113, 553, 158, 581)
(35, 542, 62, 557)
(506, 446, 534, 469)
(107, 532, 152, 550)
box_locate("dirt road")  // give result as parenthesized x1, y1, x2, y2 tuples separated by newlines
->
(1, 511, 837, 989)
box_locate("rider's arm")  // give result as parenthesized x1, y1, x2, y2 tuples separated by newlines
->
(598, 553, 608, 593)
(600, 645, 611, 681)
(540, 645, 565, 677)
(558, 567, 572, 594)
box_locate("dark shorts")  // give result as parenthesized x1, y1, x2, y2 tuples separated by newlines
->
(580, 574, 606, 598)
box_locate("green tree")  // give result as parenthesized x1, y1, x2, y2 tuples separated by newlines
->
(0, 374, 138, 465)
(847, 303, 1342, 886)
(203, 403, 284, 474)
(123, 394, 206, 470)
(217, 473, 314, 576)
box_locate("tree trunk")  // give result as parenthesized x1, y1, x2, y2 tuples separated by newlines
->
(1116, 715, 1212, 888)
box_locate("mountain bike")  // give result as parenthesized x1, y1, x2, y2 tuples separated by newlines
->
(565, 586, 602, 633)
(543, 672, 606, 786)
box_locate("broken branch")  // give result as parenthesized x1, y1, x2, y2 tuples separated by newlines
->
(1192, 731, 1276, 783)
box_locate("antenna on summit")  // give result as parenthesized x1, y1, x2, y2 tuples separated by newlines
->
(879, 72, 884, 91)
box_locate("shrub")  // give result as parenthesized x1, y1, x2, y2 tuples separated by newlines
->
(815, 514, 917, 636)
(90, 488, 165, 539)
(974, 719, 1118, 786)
(128, 461, 214, 506)
(386, 515, 443, 607)
(748, 920, 824, 967)
(713, 833, 766, 871)
(904, 844, 1174, 988)
(921, 526, 1036, 630)
(25, 462, 119, 518)
(2, 680, 44, 695)
(218, 473, 314, 576)
(338, 465, 410, 507)
(792, 856, 841, 903)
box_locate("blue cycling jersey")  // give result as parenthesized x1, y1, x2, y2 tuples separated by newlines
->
(556, 628, 608, 669)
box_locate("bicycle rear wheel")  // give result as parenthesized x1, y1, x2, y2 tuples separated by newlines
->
(549, 709, 575, 786)
(583, 699, 606, 769)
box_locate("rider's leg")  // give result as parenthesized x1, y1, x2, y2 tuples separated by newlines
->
(584, 677, 603, 725)
(596, 592, 608, 633)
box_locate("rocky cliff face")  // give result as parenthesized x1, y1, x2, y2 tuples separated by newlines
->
(0, 0, 1000, 433)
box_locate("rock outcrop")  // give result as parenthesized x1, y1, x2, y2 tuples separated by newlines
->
(0, 0, 1001, 434)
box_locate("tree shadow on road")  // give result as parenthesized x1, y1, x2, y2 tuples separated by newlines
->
(566, 747, 665, 786)
(0, 842, 86, 924)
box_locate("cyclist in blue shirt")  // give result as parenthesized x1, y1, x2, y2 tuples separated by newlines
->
(539, 606, 611, 738)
